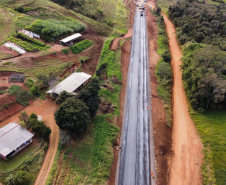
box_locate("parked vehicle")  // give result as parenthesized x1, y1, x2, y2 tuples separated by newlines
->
(140, 11, 144, 16)
(141, 4, 145, 10)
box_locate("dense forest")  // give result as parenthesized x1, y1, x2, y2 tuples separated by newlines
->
(169, 0, 226, 111)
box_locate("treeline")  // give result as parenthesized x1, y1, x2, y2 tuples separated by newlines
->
(169, 0, 226, 111)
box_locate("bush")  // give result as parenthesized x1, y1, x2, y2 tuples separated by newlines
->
(26, 19, 85, 39)
(25, 78, 35, 88)
(7, 37, 49, 52)
(8, 85, 21, 95)
(70, 40, 94, 54)
(61, 48, 69, 54)
(162, 50, 171, 63)
(16, 90, 31, 106)
(30, 85, 40, 96)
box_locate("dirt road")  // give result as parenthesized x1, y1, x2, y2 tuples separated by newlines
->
(0, 99, 59, 185)
(163, 14, 203, 185)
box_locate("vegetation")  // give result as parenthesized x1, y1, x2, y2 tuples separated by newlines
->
(56, 91, 75, 105)
(16, 90, 31, 106)
(96, 63, 108, 78)
(8, 85, 21, 95)
(61, 48, 69, 54)
(190, 111, 226, 185)
(16, 32, 46, 46)
(78, 79, 101, 118)
(169, 1, 226, 111)
(26, 19, 85, 40)
(5, 170, 32, 185)
(70, 39, 94, 54)
(54, 98, 91, 133)
(155, 15, 172, 126)
(7, 36, 49, 52)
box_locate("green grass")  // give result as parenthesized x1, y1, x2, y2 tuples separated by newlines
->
(0, 144, 38, 173)
(0, 59, 75, 79)
(70, 40, 94, 54)
(157, 0, 178, 15)
(7, 36, 50, 52)
(8, 85, 21, 95)
(190, 111, 226, 185)
(0, 51, 12, 59)
(155, 17, 172, 127)
(0, 140, 47, 184)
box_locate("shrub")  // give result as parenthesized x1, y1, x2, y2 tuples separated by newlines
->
(26, 19, 85, 39)
(70, 40, 94, 54)
(16, 33, 46, 46)
(16, 90, 31, 106)
(30, 85, 40, 96)
(61, 48, 69, 55)
(25, 78, 35, 88)
(8, 85, 21, 95)
(7, 36, 49, 52)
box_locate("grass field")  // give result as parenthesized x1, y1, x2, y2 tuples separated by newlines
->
(0, 59, 75, 79)
(190, 111, 226, 185)
(0, 139, 47, 184)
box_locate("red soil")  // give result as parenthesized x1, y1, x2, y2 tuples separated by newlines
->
(163, 14, 203, 185)
(0, 46, 19, 59)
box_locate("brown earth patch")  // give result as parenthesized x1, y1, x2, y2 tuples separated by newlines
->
(0, 46, 19, 59)
(146, 3, 172, 185)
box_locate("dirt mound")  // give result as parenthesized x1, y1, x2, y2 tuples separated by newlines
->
(112, 75, 122, 84)
(0, 86, 8, 90)
(101, 84, 114, 92)
(0, 95, 24, 122)
(99, 101, 114, 114)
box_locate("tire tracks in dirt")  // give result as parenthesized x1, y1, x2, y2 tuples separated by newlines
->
(163, 14, 203, 185)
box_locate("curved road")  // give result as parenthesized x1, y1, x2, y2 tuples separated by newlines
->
(117, 3, 156, 185)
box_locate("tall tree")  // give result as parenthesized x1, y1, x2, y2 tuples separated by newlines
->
(55, 98, 91, 133)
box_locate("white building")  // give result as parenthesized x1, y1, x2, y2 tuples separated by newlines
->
(46, 72, 91, 96)
(59, 33, 82, 46)
(0, 123, 34, 159)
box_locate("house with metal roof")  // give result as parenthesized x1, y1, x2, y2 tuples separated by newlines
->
(59, 33, 82, 46)
(46, 72, 91, 96)
(0, 123, 34, 159)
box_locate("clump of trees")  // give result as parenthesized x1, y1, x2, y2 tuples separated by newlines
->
(168, 1, 226, 111)
(19, 112, 51, 139)
(54, 79, 100, 133)
(26, 19, 85, 40)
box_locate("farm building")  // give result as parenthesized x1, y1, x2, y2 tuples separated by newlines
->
(59, 33, 82, 46)
(0, 123, 34, 159)
(8, 73, 26, 83)
(46, 72, 91, 96)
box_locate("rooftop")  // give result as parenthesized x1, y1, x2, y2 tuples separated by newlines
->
(0, 123, 34, 157)
(60, 33, 82, 43)
(46, 72, 91, 95)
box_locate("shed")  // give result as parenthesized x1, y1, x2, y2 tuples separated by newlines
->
(46, 72, 91, 95)
(59, 33, 82, 46)
(0, 123, 34, 159)
(8, 73, 25, 83)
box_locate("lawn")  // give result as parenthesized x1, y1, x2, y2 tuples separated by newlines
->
(0, 144, 38, 173)
(191, 111, 226, 185)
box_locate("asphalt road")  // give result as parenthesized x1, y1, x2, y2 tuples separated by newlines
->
(117, 4, 156, 185)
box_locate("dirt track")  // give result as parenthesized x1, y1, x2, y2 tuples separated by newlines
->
(0, 99, 59, 185)
(163, 14, 203, 185)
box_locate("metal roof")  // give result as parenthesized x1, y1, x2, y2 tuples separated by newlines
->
(0, 123, 34, 157)
(60, 33, 82, 43)
(46, 72, 91, 95)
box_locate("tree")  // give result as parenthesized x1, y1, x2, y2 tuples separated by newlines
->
(96, 63, 108, 79)
(5, 171, 31, 185)
(78, 79, 100, 118)
(32, 121, 46, 135)
(56, 91, 75, 105)
(19, 111, 30, 129)
(30, 85, 40, 96)
(43, 127, 52, 139)
(19, 121, 26, 128)
(55, 98, 91, 133)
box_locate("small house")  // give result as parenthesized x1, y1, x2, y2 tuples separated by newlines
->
(0, 123, 34, 159)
